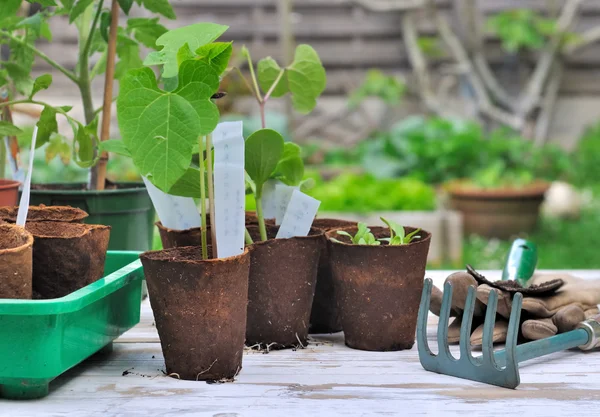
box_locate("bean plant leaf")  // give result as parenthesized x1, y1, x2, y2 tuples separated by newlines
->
(36, 106, 58, 148)
(59, 0, 75, 9)
(256, 44, 326, 114)
(69, 0, 94, 23)
(0, 121, 22, 136)
(117, 60, 220, 192)
(117, 0, 134, 14)
(195, 42, 232, 75)
(99, 139, 131, 157)
(167, 167, 202, 198)
(244, 128, 284, 194)
(0, 0, 22, 23)
(115, 31, 143, 79)
(29, 0, 58, 6)
(138, 0, 176, 19)
(143, 23, 228, 79)
(127, 17, 168, 49)
(275, 142, 304, 186)
(30, 73, 52, 99)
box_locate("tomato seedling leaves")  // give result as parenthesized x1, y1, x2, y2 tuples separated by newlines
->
(30, 73, 52, 99)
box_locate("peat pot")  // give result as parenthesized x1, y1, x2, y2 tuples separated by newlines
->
(0, 224, 33, 299)
(326, 226, 431, 351)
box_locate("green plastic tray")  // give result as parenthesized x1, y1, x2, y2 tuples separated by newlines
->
(0, 251, 144, 400)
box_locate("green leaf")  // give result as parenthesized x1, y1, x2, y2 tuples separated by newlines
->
(36, 106, 58, 148)
(143, 23, 229, 79)
(115, 31, 143, 79)
(167, 167, 202, 198)
(31, 0, 58, 6)
(404, 228, 421, 243)
(16, 13, 43, 36)
(127, 17, 168, 49)
(0, 121, 23, 137)
(99, 139, 131, 157)
(117, 61, 220, 192)
(139, 0, 176, 19)
(100, 9, 111, 42)
(74, 120, 96, 168)
(195, 42, 233, 75)
(176, 43, 195, 68)
(40, 20, 52, 41)
(257, 57, 287, 98)
(117, 0, 134, 14)
(59, 105, 73, 113)
(30, 74, 52, 99)
(336, 230, 353, 240)
(244, 129, 285, 194)
(0, 0, 22, 22)
(59, 0, 75, 10)
(275, 143, 304, 186)
(69, 0, 94, 23)
(45, 134, 71, 165)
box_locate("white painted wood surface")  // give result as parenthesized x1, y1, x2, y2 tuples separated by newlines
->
(3, 270, 600, 417)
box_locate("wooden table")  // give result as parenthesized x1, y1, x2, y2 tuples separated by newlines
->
(4, 270, 600, 417)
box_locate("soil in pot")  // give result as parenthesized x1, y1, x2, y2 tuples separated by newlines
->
(245, 225, 322, 348)
(0, 224, 33, 299)
(0, 179, 20, 207)
(140, 246, 250, 381)
(25, 222, 111, 299)
(327, 226, 431, 351)
(309, 218, 357, 334)
(447, 182, 549, 239)
(245, 211, 275, 226)
(0, 205, 88, 223)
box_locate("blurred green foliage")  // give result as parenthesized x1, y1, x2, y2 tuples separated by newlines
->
(487, 9, 557, 53)
(347, 69, 405, 109)
(570, 121, 600, 188)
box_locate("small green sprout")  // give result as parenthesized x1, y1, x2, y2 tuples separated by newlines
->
(379, 217, 421, 245)
(331, 222, 381, 246)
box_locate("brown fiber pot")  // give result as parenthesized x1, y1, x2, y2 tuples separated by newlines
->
(0, 179, 20, 207)
(140, 246, 250, 381)
(309, 218, 357, 334)
(26, 222, 111, 299)
(0, 205, 88, 223)
(0, 224, 33, 299)
(326, 226, 431, 351)
(246, 225, 323, 348)
(448, 182, 549, 239)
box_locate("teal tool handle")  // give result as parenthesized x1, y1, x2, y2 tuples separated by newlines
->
(501, 239, 537, 286)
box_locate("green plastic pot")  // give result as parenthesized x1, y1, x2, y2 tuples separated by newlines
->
(0, 251, 143, 400)
(28, 182, 155, 251)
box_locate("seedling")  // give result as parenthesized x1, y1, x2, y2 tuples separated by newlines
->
(0, 0, 173, 188)
(380, 217, 421, 245)
(331, 223, 380, 246)
(234, 44, 326, 240)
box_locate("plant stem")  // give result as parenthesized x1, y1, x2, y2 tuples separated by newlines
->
(0, 31, 78, 84)
(91, 0, 118, 191)
(245, 227, 254, 245)
(199, 136, 208, 260)
(259, 102, 266, 129)
(206, 133, 218, 257)
(78, 0, 104, 126)
(263, 69, 285, 102)
(0, 99, 79, 124)
(255, 189, 268, 242)
(234, 67, 258, 101)
(245, 52, 263, 102)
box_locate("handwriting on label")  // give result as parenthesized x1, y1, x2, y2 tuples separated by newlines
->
(276, 189, 320, 239)
(274, 183, 297, 225)
(213, 121, 245, 258)
(142, 177, 201, 230)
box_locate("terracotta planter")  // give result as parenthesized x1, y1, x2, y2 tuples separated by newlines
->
(309, 218, 356, 334)
(0, 205, 88, 223)
(326, 226, 431, 351)
(0, 224, 33, 299)
(140, 246, 250, 381)
(25, 222, 111, 299)
(0, 179, 20, 207)
(246, 225, 322, 348)
(448, 182, 549, 239)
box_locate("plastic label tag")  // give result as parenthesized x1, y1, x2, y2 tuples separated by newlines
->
(274, 183, 297, 225)
(276, 189, 320, 239)
(212, 121, 245, 258)
(16, 126, 38, 227)
(142, 177, 201, 230)
(261, 179, 278, 220)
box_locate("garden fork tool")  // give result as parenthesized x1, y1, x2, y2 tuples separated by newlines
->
(417, 279, 600, 389)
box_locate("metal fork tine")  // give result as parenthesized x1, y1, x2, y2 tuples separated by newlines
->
(505, 292, 523, 368)
(417, 278, 433, 357)
(459, 285, 477, 364)
(437, 281, 454, 361)
(482, 289, 499, 368)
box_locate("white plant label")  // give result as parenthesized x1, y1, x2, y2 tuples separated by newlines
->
(274, 183, 297, 225)
(276, 189, 321, 239)
(16, 126, 38, 227)
(212, 121, 245, 258)
(260, 179, 278, 220)
(142, 176, 201, 230)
